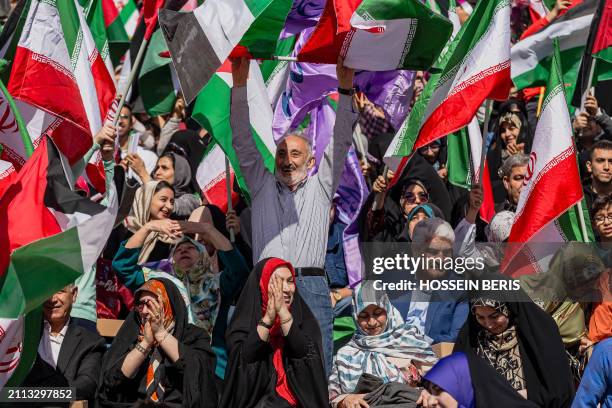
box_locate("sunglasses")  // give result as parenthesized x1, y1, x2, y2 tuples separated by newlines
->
(403, 191, 429, 204)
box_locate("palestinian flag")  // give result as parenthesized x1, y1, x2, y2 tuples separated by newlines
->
(384, 0, 511, 166)
(82, 0, 130, 66)
(115, 0, 138, 38)
(191, 59, 276, 203)
(504, 42, 584, 277)
(159, 0, 292, 104)
(297, 0, 452, 71)
(6, 0, 115, 168)
(446, 117, 495, 222)
(511, 0, 610, 105)
(528, 0, 549, 21)
(0, 137, 118, 388)
(0, 159, 17, 198)
(195, 141, 239, 213)
(572, 0, 612, 108)
(138, 29, 179, 116)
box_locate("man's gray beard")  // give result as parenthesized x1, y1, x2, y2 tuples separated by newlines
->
(275, 165, 309, 187)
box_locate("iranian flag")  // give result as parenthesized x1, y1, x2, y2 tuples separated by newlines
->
(195, 142, 239, 213)
(528, 0, 549, 21)
(159, 0, 292, 104)
(508, 41, 583, 249)
(385, 0, 511, 167)
(115, 0, 138, 38)
(446, 117, 495, 222)
(0, 137, 118, 388)
(82, 0, 130, 66)
(6, 0, 115, 193)
(191, 60, 276, 203)
(297, 0, 452, 71)
(511, 0, 600, 102)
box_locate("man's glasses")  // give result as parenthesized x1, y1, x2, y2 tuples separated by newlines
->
(118, 114, 130, 120)
(403, 191, 429, 204)
(594, 215, 612, 224)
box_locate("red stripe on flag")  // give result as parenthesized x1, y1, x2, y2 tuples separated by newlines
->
(414, 64, 512, 150)
(9, 47, 91, 140)
(297, 0, 362, 64)
(508, 150, 582, 243)
(0, 138, 62, 275)
(142, 0, 165, 41)
(90, 53, 116, 122)
(101, 0, 120, 27)
(479, 162, 495, 223)
(592, 1, 612, 56)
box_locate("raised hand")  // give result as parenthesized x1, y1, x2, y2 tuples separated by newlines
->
(146, 219, 182, 239)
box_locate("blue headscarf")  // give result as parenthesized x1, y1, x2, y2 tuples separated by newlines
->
(424, 352, 475, 408)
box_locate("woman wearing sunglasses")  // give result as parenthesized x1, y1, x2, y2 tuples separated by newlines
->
(365, 176, 444, 242)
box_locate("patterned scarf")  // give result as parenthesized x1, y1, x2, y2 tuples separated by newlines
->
(172, 237, 220, 336)
(135, 280, 175, 403)
(329, 282, 437, 399)
(471, 298, 526, 392)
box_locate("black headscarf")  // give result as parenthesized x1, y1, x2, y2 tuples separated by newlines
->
(205, 203, 253, 269)
(98, 278, 218, 408)
(219, 258, 328, 408)
(453, 283, 574, 408)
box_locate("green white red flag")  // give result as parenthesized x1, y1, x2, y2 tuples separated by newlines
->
(297, 0, 452, 71)
(384, 0, 512, 169)
(0, 137, 118, 388)
(509, 42, 583, 244)
(115, 0, 138, 38)
(159, 0, 292, 104)
(195, 141, 239, 213)
(81, 0, 130, 66)
(191, 60, 276, 203)
(6, 0, 115, 166)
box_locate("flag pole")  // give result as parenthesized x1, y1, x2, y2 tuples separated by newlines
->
(477, 100, 493, 187)
(536, 86, 545, 118)
(372, 165, 388, 210)
(113, 39, 149, 127)
(225, 156, 235, 243)
(273, 56, 298, 62)
(574, 60, 598, 243)
(353, 130, 372, 190)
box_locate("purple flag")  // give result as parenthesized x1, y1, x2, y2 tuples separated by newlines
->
(336, 147, 369, 287)
(282, 0, 327, 38)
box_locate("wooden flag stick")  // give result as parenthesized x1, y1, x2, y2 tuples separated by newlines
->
(113, 39, 149, 127)
(225, 156, 235, 243)
(535, 86, 545, 118)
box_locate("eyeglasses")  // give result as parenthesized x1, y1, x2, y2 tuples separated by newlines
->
(118, 114, 130, 119)
(403, 191, 429, 204)
(418, 144, 441, 153)
(594, 215, 612, 224)
(424, 247, 453, 258)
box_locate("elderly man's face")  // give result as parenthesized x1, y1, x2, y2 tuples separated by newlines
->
(43, 286, 77, 327)
(275, 135, 314, 187)
(503, 165, 527, 205)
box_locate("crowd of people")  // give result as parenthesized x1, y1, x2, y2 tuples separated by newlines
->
(5, 0, 612, 407)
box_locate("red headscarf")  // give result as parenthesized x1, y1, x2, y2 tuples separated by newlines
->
(259, 258, 298, 406)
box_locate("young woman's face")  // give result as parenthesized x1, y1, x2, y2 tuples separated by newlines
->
(173, 241, 199, 270)
(408, 210, 429, 239)
(149, 187, 174, 220)
(269, 267, 296, 306)
(357, 304, 388, 336)
(426, 383, 459, 408)
(401, 183, 428, 216)
(473, 305, 510, 335)
(154, 157, 175, 185)
(500, 122, 520, 147)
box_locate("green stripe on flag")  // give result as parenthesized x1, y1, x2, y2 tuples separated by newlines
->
(139, 29, 176, 116)
(240, 0, 292, 58)
(447, 127, 471, 189)
(56, 0, 82, 62)
(261, 35, 296, 83)
(0, 227, 84, 319)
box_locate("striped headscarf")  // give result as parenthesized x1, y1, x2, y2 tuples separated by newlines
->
(135, 279, 175, 403)
(329, 282, 437, 398)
